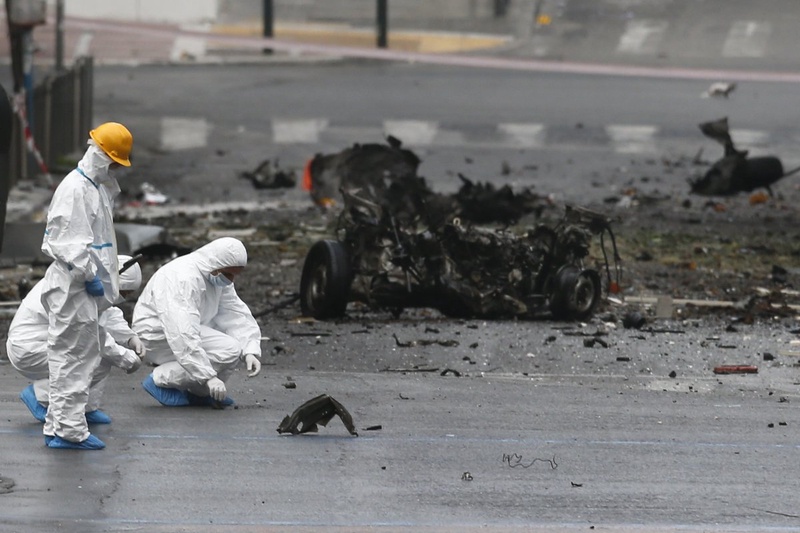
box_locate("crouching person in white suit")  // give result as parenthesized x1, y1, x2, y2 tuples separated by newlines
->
(7, 255, 146, 425)
(132, 237, 262, 408)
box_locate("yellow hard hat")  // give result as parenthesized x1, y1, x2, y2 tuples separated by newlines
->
(89, 122, 133, 167)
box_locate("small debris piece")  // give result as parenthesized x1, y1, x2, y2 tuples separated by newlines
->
(713, 365, 758, 374)
(277, 394, 358, 436)
(461, 472, 473, 481)
(703, 82, 737, 98)
(571, 481, 583, 488)
(138, 182, 170, 205)
(362, 425, 382, 431)
(669, 370, 677, 378)
(583, 337, 608, 348)
(440, 368, 462, 377)
(622, 311, 646, 329)
(240, 158, 297, 189)
(282, 382, 297, 389)
(0, 475, 15, 494)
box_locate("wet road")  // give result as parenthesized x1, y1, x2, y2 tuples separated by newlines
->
(3, 3, 800, 531)
(84, 60, 800, 210)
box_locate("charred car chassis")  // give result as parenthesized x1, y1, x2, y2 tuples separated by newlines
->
(299, 188, 620, 321)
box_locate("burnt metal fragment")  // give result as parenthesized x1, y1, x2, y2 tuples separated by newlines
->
(241, 158, 296, 189)
(690, 117, 800, 196)
(302, 136, 549, 224)
(622, 311, 646, 329)
(277, 394, 358, 436)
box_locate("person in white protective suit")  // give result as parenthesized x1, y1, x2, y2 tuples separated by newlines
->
(132, 237, 263, 408)
(39, 122, 133, 450)
(7, 256, 146, 424)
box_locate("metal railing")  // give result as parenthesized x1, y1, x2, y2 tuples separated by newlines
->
(9, 56, 93, 186)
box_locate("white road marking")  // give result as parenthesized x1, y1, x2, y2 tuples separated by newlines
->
(606, 125, 658, 154)
(616, 19, 668, 55)
(383, 120, 439, 145)
(160, 117, 210, 151)
(498, 123, 546, 148)
(272, 119, 329, 143)
(722, 21, 770, 58)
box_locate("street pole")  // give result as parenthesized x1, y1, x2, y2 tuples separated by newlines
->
(262, 0, 273, 54)
(55, 0, 64, 70)
(376, 0, 388, 48)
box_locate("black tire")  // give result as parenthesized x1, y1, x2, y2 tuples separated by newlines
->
(548, 265, 601, 321)
(299, 240, 352, 319)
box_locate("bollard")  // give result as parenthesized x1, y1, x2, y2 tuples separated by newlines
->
(376, 0, 388, 48)
(262, 0, 273, 55)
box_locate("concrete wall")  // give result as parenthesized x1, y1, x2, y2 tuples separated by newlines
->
(60, 0, 218, 23)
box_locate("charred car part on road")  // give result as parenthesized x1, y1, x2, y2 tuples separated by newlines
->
(302, 137, 550, 225)
(690, 117, 800, 197)
(299, 188, 621, 321)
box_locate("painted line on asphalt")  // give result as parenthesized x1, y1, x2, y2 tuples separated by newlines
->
(723, 21, 770, 58)
(616, 19, 667, 55)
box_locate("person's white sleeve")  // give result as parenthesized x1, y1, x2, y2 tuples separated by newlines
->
(157, 281, 218, 383)
(99, 307, 136, 345)
(98, 327, 141, 371)
(212, 286, 263, 358)
(41, 174, 100, 281)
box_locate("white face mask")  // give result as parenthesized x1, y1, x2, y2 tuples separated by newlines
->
(208, 272, 233, 288)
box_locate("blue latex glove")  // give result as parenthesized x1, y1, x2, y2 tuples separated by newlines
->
(85, 275, 104, 297)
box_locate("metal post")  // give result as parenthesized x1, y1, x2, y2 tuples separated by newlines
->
(55, 0, 65, 71)
(376, 0, 388, 48)
(262, 0, 273, 54)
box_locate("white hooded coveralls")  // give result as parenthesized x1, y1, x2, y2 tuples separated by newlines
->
(7, 258, 142, 412)
(132, 238, 262, 395)
(39, 144, 121, 442)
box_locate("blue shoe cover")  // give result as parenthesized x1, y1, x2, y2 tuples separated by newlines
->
(19, 385, 46, 422)
(86, 409, 112, 424)
(142, 374, 190, 406)
(44, 435, 54, 446)
(187, 392, 235, 408)
(47, 434, 105, 450)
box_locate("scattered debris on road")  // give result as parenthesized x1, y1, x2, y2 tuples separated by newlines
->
(690, 117, 800, 197)
(713, 365, 758, 375)
(277, 394, 358, 436)
(702, 82, 736, 99)
(302, 136, 551, 225)
(241, 158, 296, 189)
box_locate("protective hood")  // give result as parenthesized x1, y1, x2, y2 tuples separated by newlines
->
(192, 238, 248, 275)
(118, 255, 142, 291)
(77, 142, 115, 183)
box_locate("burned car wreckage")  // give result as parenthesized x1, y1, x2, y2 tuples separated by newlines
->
(298, 139, 621, 321)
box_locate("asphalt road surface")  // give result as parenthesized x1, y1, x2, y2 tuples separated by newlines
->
(3, 3, 800, 532)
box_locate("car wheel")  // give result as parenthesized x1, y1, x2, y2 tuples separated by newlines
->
(299, 240, 351, 319)
(549, 265, 601, 321)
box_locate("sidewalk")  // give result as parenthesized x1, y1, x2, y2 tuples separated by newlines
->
(0, 10, 511, 69)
